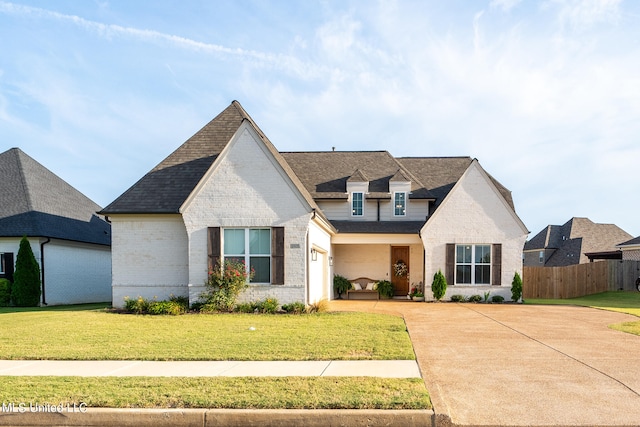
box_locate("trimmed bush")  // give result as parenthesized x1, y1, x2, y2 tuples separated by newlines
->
(281, 302, 306, 314)
(12, 237, 41, 307)
(511, 272, 523, 302)
(450, 294, 466, 302)
(468, 294, 482, 303)
(491, 295, 504, 303)
(431, 270, 447, 301)
(376, 280, 394, 299)
(0, 278, 11, 306)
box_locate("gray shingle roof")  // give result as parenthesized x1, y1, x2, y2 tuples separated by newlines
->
(280, 151, 432, 200)
(618, 236, 640, 247)
(0, 148, 110, 245)
(330, 220, 425, 234)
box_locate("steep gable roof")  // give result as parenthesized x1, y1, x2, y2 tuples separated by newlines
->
(0, 148, 110, 245)
(102, 101, 325, 224)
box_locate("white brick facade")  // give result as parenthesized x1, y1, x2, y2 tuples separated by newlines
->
(111, 215, 188, 307)
(182, 124, 319, 306)
(421, 161, 528, 301)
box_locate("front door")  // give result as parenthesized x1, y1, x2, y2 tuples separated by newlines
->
(391, 246, 410, 296)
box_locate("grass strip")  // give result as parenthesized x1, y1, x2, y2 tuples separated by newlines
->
(0, 307, 414, 361)
(0, 376, 431, 410)
(526, 291, 640, 335)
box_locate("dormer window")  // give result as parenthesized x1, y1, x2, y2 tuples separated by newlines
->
(351, 192, 364, 216)
(394, 192, 406, 216)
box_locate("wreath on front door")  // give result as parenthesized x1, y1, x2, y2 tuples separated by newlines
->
(393, 260, 408, 277)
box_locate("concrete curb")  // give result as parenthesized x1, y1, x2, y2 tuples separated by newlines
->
(0, 408, 435, 427)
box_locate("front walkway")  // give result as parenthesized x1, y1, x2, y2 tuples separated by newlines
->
(329, 299, 640, 426)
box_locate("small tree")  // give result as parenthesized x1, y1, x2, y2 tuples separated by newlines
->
(511, 271, 523, 303)
(431, 269, 447, 301)
(12, 236, 41, 307)
(199, 260, 252, 312)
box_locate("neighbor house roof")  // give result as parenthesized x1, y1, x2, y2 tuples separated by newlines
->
(617, 236, 640, 248)
(524, 217, 632, 266)
(0, 148, 110, 245)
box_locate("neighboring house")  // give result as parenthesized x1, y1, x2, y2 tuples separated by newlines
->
(102, 101, 529, 306)
(523, 217, 633, 266)
(617, 236, 640, 261)
(0, 148, 111, 305)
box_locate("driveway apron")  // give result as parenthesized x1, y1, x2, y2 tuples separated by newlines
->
(332, 301, 640, 426)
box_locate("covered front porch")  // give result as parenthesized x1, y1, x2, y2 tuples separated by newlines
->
(331, 232, 424, 298)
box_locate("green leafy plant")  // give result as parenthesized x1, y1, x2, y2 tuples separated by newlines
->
(124, 296, 150, 314)
(253, 297, 279, 314)
(468, 294, 482, 303)
(123, 295, 188, 315)
(511, 271, 523, 302)
(491, 295, 504, 303)
(200, 260, 253, 312)
(235, 302, 255, 313)
(483, 291, 491, 303)
(11, 237, 41, 307)
(0, 278, 11, 306)
(450, 294, 466, 302)
(333, 274, 351, 299)
(431, 270, 447, 301)
(376, 280, 394, 299)
(281, 302, 306, 314)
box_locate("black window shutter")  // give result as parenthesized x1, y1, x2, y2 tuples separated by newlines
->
(492, 244, 502, 286)
(1, 253, 14, 283)
(207, 227, 221, 272)
(271, 227, 285, 285)
(445, 244, 455, 286)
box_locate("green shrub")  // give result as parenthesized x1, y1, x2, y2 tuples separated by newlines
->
(235, 302, 255, 313)
(483, 291, 491, 303)
(376, 280, 394, 299)
(431, 270, 447, 301)
(511, 272, 523, 302)
(491, 295, 504, 303)
(200, 260, 252, 312)
(124, 295, 188, 315)
(450, 294, 466, 302)
(468, 294, 482, 303)
(124, 296, 150, 314)
(281, 302, 306, 314)
(255, 298, 279, 314)
(0, 278, 11, 306)
(12, 237, 41, 307)
(333, 274, 351, 298)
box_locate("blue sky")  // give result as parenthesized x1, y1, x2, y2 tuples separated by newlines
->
(1, 0, 639, 238)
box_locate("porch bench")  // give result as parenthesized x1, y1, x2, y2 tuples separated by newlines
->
(346, 277, 379, 300)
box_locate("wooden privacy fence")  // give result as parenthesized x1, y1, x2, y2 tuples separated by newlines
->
(523, 260, 640, 299)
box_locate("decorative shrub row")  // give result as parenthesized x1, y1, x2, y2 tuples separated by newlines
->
(123, 295, 188, 315)
(450, 294, 505, 303)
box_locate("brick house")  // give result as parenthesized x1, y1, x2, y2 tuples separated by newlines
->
(102, 101, 528, 306)
(0, 148, 111, 305)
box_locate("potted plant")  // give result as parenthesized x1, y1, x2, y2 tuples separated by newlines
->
(375, 280, 394, 299)
(333, 274, 351, 299)
(412, 292, 425, 302)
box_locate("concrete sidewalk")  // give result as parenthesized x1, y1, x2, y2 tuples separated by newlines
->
(0, 359, 421, 378)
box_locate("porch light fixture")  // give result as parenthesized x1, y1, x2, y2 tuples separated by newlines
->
(329, 256, 333, 266)
(311, 248, 318, 262)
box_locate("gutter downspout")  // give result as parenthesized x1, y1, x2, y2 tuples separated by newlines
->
(40, 238, 51, 306)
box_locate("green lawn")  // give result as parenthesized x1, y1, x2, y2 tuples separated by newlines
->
(0, 305, 414, 361)
(526, 291, 640, 335)
(0, 304, 430, 409)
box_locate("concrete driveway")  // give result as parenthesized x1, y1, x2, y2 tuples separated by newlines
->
(331, 300, 640, 426)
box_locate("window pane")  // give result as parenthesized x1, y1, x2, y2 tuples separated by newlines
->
(475, 245, 491, 264)
(224, 229, 245, 255)
(456, 245, 472, 263)
(394, 192, 406, 216)
(352, 192, 363, 216)
(250, 257, 270, 283)
(250, 229, 271, 255)
(475, 265, 491, 284)
(456, 265, 471, 284)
